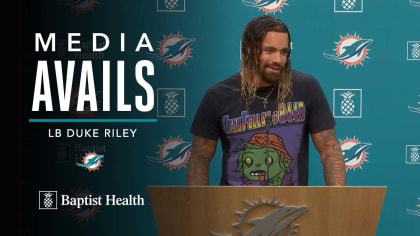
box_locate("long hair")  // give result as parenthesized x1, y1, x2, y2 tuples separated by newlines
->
(240, 15, 292, 107)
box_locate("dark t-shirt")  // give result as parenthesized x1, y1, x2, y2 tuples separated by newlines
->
(190, 70, 335, 186)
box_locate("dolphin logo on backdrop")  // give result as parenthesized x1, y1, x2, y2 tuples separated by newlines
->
(407, 198, 420, 216)
(147, 33, 196, 68)
(410, 0, 420, 7)
(242, 0, 289, 14)
(147, 137, 192, 170)
(339, 137, 372, 171)
(58, 0, 100, 13)
(76, 153, 104, 172)
(408, 95, 420, 114)
(323, 33, 373, 68)
(60, 190, 101, 221)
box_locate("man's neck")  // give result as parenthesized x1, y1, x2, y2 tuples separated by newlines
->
(257, 81, 276, 88)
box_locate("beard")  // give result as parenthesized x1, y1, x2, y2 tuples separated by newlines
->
(259, 62, 285, 85)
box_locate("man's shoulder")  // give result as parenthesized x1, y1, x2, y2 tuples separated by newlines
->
(291, 69, 318, 84)
(206, 72, 241, 96)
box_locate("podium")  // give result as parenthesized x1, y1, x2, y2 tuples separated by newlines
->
(147, 186, 387, 236)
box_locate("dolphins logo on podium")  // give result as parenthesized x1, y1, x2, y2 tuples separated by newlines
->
(212, 198, 308, 236)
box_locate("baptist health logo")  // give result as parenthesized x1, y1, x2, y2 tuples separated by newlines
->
(340, 137, 372, 171)
(147, 33, 196, 68)
(323, 33, 373, 68)
(157, 0, 185, 12)
(334, 0, 363, 12)
(157, 88, 186, 117)
(333, 89, 362, 118)
(407, 41, 420, 60)
(242, 0, 289, 15)
(406, 145, 420, 164)
(39, 191, 144, 211)
(39, 191, 58, 210)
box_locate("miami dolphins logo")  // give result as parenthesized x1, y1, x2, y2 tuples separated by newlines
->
(339, 137, 371, 171)
(323, 33, 373, 68)
(407, 198, 420, 216)
(61, 190, 101, 221)
(76, 152, 104, 172)
(58, 0, 100, 13)
(147, 33, 196, 68)
(147, 137, 192, 170)
(408, 95, 420, 114)
(410, 0, 420, 7)
(242, 0, 289, 14)
(211, 198, 307, 236)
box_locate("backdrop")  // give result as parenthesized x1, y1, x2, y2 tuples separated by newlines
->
(22, 0, 419, 235)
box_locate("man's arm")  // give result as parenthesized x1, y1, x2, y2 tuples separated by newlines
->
(186, 135, 218, 185)
(311, 128, 346, 186)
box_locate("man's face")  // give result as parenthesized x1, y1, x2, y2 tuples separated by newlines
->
(259, 31, 290, 86)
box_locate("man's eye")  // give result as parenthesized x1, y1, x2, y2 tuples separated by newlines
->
(281, 49, 290, 55)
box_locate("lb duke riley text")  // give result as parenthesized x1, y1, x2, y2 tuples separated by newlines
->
(48, 128, 138, 138)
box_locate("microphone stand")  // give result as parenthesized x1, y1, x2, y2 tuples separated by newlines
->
(265, 114, 272, 186)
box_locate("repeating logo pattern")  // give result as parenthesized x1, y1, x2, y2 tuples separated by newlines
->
(242, 0, 289, 15)
(39, 191, 58, 210)
(157, 0, 186, 12)
(61, 190, 101, 221)
(407, 41, 420, 60)
(147, 33, 196, 68)
(147, 137, 192, 170)
(333, 89, 362, 118)
(334, 0, 363, 12)
(58, 0, 100, 13)
(56, 144, 72, 162)
(323, 33, 373, 68)
(76, 153, 104, 171)
(410, 0, 420, 7)
(407, 198, 420, 216)
(406, 145, 420, 164)
(157, 88, 186, 117)
(339, 137, 372, 171)
(408, 95, 420, 114)
(69, 88, 103, 118)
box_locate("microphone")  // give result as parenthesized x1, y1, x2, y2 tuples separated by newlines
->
(265, 114, 272, 185)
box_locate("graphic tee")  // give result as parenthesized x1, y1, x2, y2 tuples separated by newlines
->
(190, 70, 335, 186)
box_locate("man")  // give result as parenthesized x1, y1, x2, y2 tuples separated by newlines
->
(187, 15, 345, 186)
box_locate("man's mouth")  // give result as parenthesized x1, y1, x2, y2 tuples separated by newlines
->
(250, 170, 266, 181)
(265, 65, 281, 73)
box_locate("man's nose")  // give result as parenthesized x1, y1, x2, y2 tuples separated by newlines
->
(271, 52, 286, 65)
